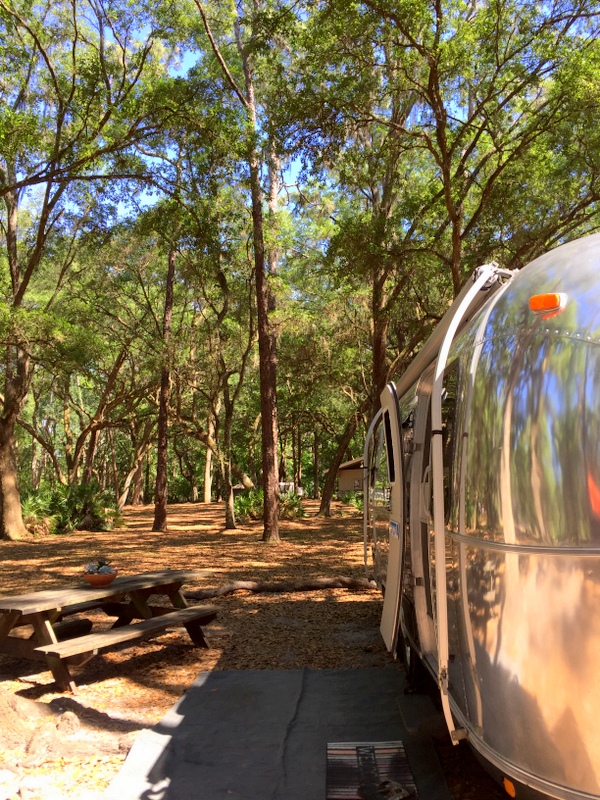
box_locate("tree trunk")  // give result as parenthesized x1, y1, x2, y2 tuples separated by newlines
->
(0, 171, 50, 537)
(63, 389, 76, 483)
(174, 435, 198, 503)
(313, 431, 320, 500)
(203, 407, 218, 503)
(108, 428, 119, 504)
(153, 360, 171, 530)
(82, 430, 99, 484)
(278, 431, 287, 483)
(72, 343, 130, 483)
(120, 421, 154, 508)
(144, 457, 151, 504)
(370, 261, 392, 418)
(100, 454, 107, 491)
(31, 436, 39, 491)
(222, 453, 236, 530)
(131, 461, 143, 505)
(203, 443, 213, 503)
(0, 417, 28, 540)
(318, 415, 360, 517)
(290, 423, 302, 491)
(118, 441, 153, 509)
(0, 183, 32, 538)
(197, 2, 279, 539)
(152, 248, 176, 532)
(0, 345, 32, 540)
(249, 134, 279, 539)
(319, 397, 370, 517)
(221, 366, 237, 529)
(371, 308, 390, 417)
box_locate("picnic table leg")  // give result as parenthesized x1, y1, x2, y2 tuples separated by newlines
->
(165, 587, 211, 648)
(106, 581, 198, 628)
(0, 610, 21, 641)
(182, 618, 211, 648)
(127, 588, 156, 621)
(117, 582, 212, 648)
(30, 613, 78, 693)
(166, 585, 187, 610)
(128, 582, 188, 616)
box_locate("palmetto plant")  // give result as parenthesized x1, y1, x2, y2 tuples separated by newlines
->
(22, 483, 124, 534)
(233, 489, 264, 523)
(233, 489, 305, 523)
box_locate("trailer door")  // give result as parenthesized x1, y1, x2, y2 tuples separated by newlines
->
(379, 382, 405, 654)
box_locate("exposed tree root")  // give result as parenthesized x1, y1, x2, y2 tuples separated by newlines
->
(184, 575, 377, 600)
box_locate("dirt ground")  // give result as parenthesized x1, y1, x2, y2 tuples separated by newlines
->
(0, 500, 395, 799)
(0, 500, 505, 800)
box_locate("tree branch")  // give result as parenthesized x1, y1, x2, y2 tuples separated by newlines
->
(194, 0, 250, 110)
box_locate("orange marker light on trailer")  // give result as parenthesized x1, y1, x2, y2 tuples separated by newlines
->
(529, 292, 567, 318)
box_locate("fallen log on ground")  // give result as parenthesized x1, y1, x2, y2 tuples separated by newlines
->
(184, 575, 377, 600)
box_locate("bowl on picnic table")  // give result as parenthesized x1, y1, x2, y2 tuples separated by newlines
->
(82, 571, 118, 587)
(82, 559, 118, 587)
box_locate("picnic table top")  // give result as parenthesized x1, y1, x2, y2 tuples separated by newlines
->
(0, 569, 214, 615)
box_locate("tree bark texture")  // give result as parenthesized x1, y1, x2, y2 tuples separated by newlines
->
(240, 50, 279, 540)
(371, 282, 390, 418)
(222, 403, 236, 529)
(0, 345, 32, 540)
(203, 410, 216, 503)
(152, 248, 177, 532)
(131, 461, 144, 506)
(253, 169, 280, 541)
(0, 415, 28, 540)
(313, 431, 320, 500)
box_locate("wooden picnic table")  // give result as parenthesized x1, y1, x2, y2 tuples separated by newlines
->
(0, 569, 218, 693)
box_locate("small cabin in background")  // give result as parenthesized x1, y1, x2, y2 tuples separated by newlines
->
(337, 458, 364, 496)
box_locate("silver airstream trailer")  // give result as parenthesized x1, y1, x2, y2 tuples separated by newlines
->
(364, 233, 600, 800)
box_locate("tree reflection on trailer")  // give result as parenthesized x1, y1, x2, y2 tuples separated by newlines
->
(364, 233, 600, 800)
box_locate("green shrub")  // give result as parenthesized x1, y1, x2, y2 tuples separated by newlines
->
(22, 482, 125, 534)
(279, 492, 305, 519)
(341, 490, 364, 512)
(233, 489, 305, 522)
(21, 493, 60, 536)
(234, 489, 264, 523)
(168, 475, 196, 503)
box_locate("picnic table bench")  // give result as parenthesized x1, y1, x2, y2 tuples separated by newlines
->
(0, 569, 217, 693)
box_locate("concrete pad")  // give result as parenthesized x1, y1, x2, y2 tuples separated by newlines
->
(104, 668, 452, 800)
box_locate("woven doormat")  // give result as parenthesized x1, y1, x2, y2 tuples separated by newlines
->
(326, 741, 417, 800)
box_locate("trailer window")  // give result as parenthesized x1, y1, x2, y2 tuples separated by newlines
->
(370, 420, 392, 586)
(371, 422, 391, 509)
(441, 363, 459, 524)
(383, 410, 396, 484)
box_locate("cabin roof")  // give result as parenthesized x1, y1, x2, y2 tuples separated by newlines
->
(338, 458, 363, 471)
